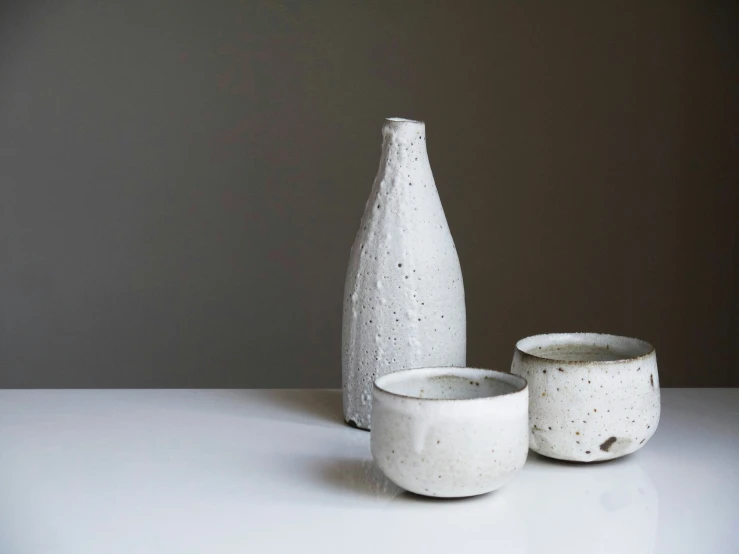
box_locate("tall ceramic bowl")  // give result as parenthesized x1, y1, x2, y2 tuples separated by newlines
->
(511, 333, 659, 462)
(371, 367, 528, 497)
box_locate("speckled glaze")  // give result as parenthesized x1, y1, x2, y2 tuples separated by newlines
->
(371, 367, 528, 498)
(342, 118, 466, 430)
(511, 333, 660, 462)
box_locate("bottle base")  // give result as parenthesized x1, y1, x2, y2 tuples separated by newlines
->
(345, 418, 370, 432)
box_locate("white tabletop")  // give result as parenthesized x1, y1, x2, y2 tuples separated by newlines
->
(0, 389, 737, 554)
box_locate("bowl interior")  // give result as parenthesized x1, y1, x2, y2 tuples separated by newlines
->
(375, 367, 525, 401)
(517, 333, 653, 363)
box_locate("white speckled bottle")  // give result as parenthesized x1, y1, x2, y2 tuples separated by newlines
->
(342, 118, 466, 430)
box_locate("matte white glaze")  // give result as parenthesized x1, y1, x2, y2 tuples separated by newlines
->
(342, 118, 466, 430)
(511, 333, 660, 462)
(371, 367, 528, 497)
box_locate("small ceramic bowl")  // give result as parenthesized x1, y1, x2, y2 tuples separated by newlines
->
(511, 333, 660, 462)
(370, 367, 528, 498)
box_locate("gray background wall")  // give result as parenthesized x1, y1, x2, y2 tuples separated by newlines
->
(1, 1, 737, 388)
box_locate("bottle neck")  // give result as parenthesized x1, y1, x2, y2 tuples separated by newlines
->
(382, 118, 426, 148)
(380, 118, 428, 166)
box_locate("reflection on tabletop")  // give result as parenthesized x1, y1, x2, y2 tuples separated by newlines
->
(313, 439, 657, 554)
(243, 389, 658, 553)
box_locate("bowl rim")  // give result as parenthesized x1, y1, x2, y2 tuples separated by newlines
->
(515, 332, 655, 365)
(373, 366, 527, 402)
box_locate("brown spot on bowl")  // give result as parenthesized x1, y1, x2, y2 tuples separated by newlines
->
(600, 436, 617, 452)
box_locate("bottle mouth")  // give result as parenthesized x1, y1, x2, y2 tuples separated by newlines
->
(386, 117, 423, 124)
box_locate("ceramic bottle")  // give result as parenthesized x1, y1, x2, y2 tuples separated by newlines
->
(341, 118, 466, 430)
